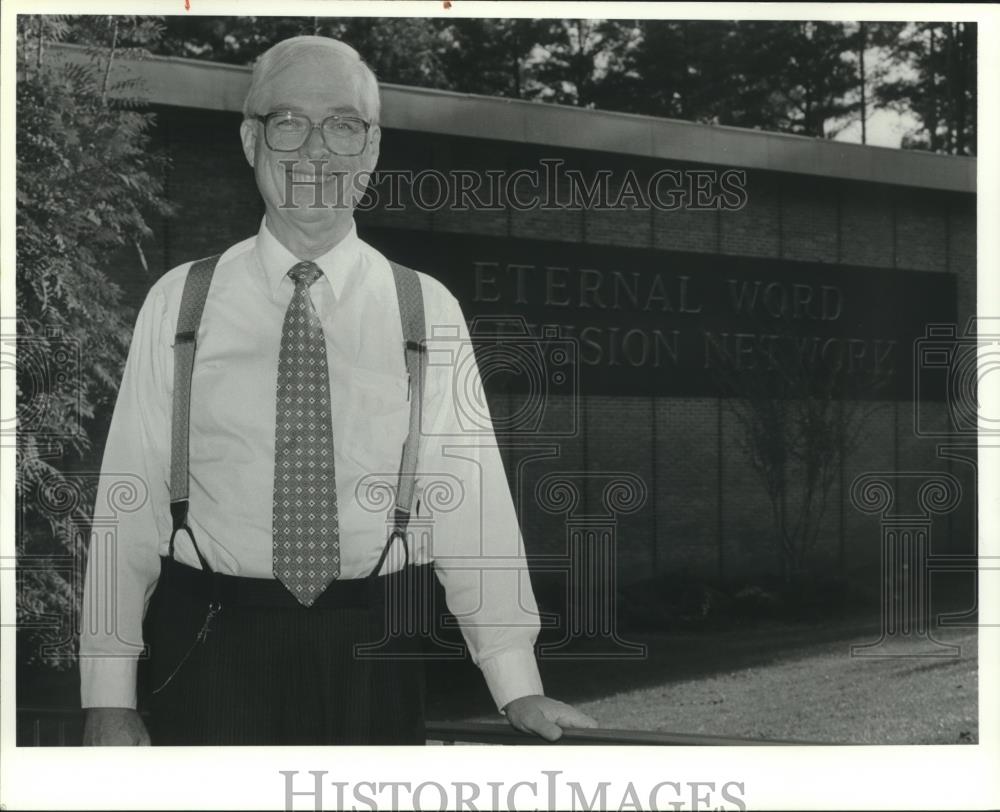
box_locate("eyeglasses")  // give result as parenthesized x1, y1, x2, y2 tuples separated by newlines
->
(254, 112, 372, 156)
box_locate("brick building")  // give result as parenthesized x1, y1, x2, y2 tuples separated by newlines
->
(86, 48, 977, 594)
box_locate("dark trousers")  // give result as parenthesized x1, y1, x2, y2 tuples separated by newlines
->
(142, 558, 430, 745)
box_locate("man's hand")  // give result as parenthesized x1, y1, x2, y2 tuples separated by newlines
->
(502, 695, 598, 742)
(82, 707, 151, 746)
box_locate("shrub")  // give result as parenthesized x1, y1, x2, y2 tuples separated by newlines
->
(16, 16, 172, 668)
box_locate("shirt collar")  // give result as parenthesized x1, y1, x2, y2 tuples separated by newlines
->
(254, 217, 361, 301)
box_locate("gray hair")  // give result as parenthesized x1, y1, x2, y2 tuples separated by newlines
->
(242, 35, 381, 123)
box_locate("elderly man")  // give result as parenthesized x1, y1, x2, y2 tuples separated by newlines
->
(81, 35, 596, 745)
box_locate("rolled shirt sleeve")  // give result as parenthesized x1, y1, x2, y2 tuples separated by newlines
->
(420, 290, 544, 711)
(79, 283, 174, 709)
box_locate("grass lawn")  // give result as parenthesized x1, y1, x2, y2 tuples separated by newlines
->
(435, 618, 978, 745)
(571, 626, 977, 744)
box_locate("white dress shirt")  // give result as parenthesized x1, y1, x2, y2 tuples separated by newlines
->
(80, 218, 544, 712)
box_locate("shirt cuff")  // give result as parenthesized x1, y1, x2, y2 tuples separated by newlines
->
(479, 647, 544, 712)
(79, 655, 139, 709)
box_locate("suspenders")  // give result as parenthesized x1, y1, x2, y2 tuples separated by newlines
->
(369, 262, 428, 577)
(168, 254, 219, 570)
(167, 253, 428, 582)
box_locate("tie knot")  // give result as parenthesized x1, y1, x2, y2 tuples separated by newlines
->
(287, 262, 323, 288)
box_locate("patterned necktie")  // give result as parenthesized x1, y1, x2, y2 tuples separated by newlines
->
(273, 261, 340, 606)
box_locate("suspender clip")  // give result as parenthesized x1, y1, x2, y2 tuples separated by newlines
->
(170, 499, 189, 533)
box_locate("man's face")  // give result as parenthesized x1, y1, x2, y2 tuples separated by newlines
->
(240, 51, 381, 224)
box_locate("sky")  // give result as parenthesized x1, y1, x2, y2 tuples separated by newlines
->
(835, 107, 918, 148)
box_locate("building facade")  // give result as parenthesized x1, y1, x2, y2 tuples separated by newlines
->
(85, 47, 977, 593)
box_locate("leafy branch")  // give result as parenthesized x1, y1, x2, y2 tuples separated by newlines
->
(16, 14, 173, 668)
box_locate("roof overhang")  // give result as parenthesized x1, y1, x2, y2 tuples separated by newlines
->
(42, 43, 975, 194)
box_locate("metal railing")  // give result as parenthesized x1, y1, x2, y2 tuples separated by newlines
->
(425, 721, 812, 745)
(16, 708, 816, 746)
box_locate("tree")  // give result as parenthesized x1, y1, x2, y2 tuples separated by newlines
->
(844, 22, 909, 144)
(729, 21, 861, 138)
(712, 327, 888, 582)
(16, 15, 173, 668)
(599, 21, 864, 137)
(156, 16, 453, 88)
(337, 17, 451, 87)
(530, 19, 638, 107)
(613, 21, 746, 122)
(156, 15, 308, 63)
(150, 16, 976, 154)
(440, 18, 550, 99)
(876, 22, 977, 155)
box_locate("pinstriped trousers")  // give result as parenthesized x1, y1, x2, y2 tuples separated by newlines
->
(143, 563, 429, 746)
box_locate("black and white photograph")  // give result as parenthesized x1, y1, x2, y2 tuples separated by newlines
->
(2, 2, 998, 810)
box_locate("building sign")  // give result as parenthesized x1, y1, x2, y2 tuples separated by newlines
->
(365, 228, 956, 400)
